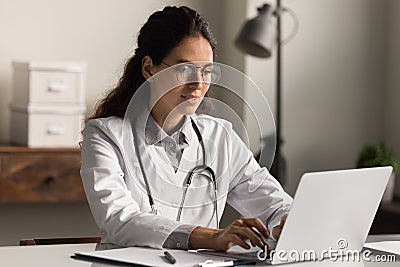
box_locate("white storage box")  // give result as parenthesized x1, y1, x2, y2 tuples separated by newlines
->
(10, 61, 87, 147)
(10, 105, 85, 148)
(12, 61, 86, 106)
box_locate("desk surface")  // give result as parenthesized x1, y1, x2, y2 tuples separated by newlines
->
(0, 235, 399, 267)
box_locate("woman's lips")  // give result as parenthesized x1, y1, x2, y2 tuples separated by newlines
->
(181, 95, 200, 104)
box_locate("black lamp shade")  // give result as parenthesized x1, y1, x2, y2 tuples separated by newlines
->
(235, 4, 276, 58)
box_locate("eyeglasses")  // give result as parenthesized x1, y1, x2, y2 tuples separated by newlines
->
(162, 62, 221, 85)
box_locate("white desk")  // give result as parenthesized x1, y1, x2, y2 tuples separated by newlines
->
(0, 235, 399, 267)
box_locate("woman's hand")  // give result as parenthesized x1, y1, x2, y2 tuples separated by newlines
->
(272, 214, 288, 240)
(189, 218, 269, 251)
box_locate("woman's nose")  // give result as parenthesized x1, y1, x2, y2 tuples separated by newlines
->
(188, 73, 204, 89)
(188, 80, 203, 90)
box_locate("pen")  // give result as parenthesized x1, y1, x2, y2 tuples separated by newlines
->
(164, 251, 176, 264)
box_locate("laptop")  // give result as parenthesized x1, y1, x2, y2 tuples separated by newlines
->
(204, 166, 392, 265)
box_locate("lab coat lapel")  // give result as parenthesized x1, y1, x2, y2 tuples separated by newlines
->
(176, 134, 201, 180)
(132, 122, 191, 219)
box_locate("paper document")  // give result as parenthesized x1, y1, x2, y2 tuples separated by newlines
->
(364, 241, 400, 255)
(74, 247, 237, 267)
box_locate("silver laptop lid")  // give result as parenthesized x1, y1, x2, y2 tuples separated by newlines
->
(271, 167, 392, 265)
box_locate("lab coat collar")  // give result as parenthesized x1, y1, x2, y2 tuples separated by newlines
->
(144, 114, 194, 145)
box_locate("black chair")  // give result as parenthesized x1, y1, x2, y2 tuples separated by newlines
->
(19, 236, 101, 246)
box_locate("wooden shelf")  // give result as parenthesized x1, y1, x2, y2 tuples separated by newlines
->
(0, 146, 86, 203)
(0, 145, 80, 153)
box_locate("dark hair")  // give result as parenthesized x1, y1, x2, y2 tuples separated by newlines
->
(85, 6, 217, 122)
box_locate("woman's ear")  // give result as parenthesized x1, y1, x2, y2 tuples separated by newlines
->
(142, 56, 154, 80)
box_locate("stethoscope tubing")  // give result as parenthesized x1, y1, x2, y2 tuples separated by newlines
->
(132, 125, 157, 212)
(132, 116, 219, 228)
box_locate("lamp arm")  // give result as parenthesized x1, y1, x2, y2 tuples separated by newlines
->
(280, 7, 300, 45)
(273, 7, 299, 46)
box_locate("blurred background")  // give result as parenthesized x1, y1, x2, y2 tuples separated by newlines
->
(0, 0, 399, 245)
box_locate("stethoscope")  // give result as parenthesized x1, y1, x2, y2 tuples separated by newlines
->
(132, 117, 220, 228)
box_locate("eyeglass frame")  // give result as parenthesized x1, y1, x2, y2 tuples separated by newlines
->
(161, 61, 221, 85)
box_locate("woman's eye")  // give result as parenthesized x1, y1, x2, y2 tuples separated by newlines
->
(203, 69, 212, 76)
(177, 65, 192, 74)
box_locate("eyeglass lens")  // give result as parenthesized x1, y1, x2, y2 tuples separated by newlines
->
(171, 63, 221, 84)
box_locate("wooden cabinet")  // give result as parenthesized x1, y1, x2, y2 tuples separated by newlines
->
(0, 146, 86, 203)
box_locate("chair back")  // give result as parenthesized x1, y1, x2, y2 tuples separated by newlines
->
(20, 236, 101, 246)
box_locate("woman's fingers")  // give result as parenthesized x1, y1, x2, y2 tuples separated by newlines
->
(234, 226, 264, 248)
(226, 234, 251, 250)
(215, 217, 272, 251)
(273, 214, 288, 240)
(240, 217, 269, 238)
(280, 214, 288, 227)
(230, 227, 261, 248)
(224, 218, 268, 248)
(272, 226, 282, 240)
(232, 218, 268, 239)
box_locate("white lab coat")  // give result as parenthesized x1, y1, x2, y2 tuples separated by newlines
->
(80, 113, 292, 248)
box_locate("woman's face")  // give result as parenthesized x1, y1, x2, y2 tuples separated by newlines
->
(149, 36, 214, 120)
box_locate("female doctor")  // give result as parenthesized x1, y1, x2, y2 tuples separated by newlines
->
(80, 6, 292, 251)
